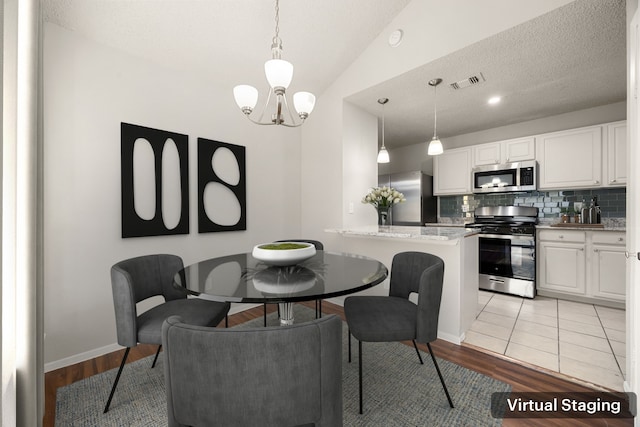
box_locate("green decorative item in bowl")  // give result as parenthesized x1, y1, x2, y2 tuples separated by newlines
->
(252, 242, 317, 266)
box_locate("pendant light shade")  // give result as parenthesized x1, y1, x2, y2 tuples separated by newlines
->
(377, 147, 390, 163)
(427, 137, 443, 155)
(427, 78, 444, 156)
(377, 98, 390, 164)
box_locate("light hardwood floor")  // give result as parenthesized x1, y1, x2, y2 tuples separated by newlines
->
(44, 301, 633, 427)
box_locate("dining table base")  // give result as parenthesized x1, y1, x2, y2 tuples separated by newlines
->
(278, 302, 295, 326)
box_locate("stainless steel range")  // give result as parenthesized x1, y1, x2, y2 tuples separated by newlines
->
(467, 206, 538, 298)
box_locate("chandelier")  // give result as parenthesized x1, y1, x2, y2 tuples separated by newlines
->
(233, 0, 315, 127)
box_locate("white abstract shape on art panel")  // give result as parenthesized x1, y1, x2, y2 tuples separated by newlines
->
(132, 137, 155, 220)
(161, 138, 182, 230)
(211, 147, 240, 186)
(203, 182, 241, 226)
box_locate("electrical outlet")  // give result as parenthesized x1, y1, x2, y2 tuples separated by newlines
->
(348, 202, 354, 214)
(461, 205, 469, 212)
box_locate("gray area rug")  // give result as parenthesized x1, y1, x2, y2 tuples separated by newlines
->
(56, 305, 510, 426)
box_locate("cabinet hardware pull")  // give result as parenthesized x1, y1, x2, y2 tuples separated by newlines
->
(611, 179, 617, 183)
(625, 252, 640, 260)
(618, 237, 624, 242)
(593, 249, 599, 253)
(594, 180, 600, 184)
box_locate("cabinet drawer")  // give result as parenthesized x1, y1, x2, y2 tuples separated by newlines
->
(537, 229, 586, 243)
(592, 232, 626, 246)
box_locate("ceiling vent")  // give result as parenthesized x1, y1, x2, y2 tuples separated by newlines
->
(449, 73, 486, 90)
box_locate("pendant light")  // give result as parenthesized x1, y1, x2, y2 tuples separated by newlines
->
(377, 98, 390, 163)
(233, 0, 315, 127)
(427, 78, 444, 156)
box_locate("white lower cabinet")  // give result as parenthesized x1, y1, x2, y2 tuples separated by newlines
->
(538, 230, 586, 295)
(591, 233, 627, 301)
(537, 229, 626, 305)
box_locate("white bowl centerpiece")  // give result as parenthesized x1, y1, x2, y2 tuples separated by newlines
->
(252, 241, 317, 266)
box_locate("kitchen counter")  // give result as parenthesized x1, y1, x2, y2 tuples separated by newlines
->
(325, 225, 479, 344)
(326, 225, 478, 243)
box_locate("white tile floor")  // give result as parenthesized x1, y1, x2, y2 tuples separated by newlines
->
(463, 290, 626, 391)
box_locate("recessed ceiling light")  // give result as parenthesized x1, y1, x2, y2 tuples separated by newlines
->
(388, 29, 403, 47)
(488, 96, 501, 105)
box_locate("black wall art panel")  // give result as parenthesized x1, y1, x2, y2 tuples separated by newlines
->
(121, 122, 189, 238)
(198, 138, 246, 233)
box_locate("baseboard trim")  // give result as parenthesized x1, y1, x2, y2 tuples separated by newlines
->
(45, 342, 122, 373)
(45, 303, 261, 372)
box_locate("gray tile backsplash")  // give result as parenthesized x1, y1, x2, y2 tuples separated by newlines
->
(439, 187, 626, 220)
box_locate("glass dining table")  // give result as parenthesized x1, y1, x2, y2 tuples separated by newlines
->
(174, 250, 388, 325)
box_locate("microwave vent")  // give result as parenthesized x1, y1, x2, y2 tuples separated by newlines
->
(449, 73, 486, 90)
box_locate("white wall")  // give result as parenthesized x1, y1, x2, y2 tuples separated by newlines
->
(301, 0, 573, 238)
(342, 102, 378, 228)
(43, 24, 302, 368)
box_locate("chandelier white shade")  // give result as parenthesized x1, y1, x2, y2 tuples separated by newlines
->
(293, 92, 316, 117)
(233, 85, 259, 112)
(377, 98, 390, 164)
(427, 78, 444, 156)
(264, 59, 293, 89)
(233, 0, 315, 127)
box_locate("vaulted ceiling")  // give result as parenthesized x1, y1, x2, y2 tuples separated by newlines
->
(43, 0, 626, 149)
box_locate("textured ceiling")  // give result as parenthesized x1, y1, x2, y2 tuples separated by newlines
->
(346, 0, 627, 148)
(42, 0, 626, 150)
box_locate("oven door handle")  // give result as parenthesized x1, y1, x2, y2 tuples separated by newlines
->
(480, 233, 535, 245)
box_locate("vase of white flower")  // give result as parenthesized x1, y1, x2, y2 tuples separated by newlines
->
(361, 186, 406, 226)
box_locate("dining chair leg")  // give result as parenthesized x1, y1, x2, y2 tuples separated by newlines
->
(316, 300, 322, 318)
(348, 330, 351, 363)
(412, 340, 424, 365)
(263, 303, 268, 327)
(426, 342, 454, 408)
(225, 315, 228, 328)
(151, 345, 162, 368)
(104, 347, 130, 413)
(358, 340, 363, 414)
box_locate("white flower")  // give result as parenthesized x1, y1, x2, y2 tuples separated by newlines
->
(361, 186, 406, 209)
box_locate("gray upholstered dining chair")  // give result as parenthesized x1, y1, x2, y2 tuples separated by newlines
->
(262, 239, 325, 326)
(162, 314, 343, 427)
(104, 254, 230, 413)
(344, 251, 454, 414)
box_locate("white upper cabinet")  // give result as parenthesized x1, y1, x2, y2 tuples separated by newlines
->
(433, 147, 472, 195)
(473, 143, 501, 166)
(472, 137, 535, 167)
(536, 125, 603, 190)
(605, 121, 627, 186)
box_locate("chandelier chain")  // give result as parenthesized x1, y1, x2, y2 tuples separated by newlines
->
(273, 0, 281, 45)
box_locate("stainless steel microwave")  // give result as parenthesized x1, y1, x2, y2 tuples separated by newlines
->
(472, 160, 537, 193)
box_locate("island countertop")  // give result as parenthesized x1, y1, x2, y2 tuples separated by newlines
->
(326, 225, 478, 242)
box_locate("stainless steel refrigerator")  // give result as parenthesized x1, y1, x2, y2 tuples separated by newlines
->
(378, 172, 437, 225)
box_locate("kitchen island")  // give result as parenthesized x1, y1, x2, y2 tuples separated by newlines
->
(326, 225, 478, 344)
